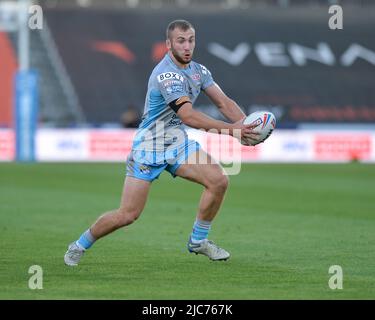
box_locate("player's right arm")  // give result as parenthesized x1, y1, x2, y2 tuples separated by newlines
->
(171, 96, 259, 143)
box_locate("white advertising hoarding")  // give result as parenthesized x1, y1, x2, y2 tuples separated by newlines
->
(1, 128, 374, 163)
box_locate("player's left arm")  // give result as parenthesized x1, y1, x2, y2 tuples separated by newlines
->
(204, 83, 246, 123)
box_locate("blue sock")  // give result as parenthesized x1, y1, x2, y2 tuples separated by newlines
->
(190, 219, 211, 243)
(76, 229, 96, 250)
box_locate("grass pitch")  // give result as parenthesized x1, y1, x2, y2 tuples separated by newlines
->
(0, 163, 374, 299)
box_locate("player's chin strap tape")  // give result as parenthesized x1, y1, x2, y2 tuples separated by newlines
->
(169, 96, 191, 113)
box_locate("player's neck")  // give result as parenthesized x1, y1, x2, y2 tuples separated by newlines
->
(168, 52, 190, 69)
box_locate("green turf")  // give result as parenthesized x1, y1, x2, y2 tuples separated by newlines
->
(0, 163, 374, 299)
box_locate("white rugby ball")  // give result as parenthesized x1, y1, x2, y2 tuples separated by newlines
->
(241, 111, 276, 146)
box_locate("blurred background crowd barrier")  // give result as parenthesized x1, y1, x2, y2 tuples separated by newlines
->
(0, 0, 374, 162)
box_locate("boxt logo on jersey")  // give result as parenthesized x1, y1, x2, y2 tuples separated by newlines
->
(157, 72, 184, 83)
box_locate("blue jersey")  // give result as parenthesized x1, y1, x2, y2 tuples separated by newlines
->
(132, 53, 214, 152)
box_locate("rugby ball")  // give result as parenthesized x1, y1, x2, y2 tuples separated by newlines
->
(241, 111, 276, 146)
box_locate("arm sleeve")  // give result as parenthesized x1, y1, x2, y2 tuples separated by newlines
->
(200, 65, 215, 91)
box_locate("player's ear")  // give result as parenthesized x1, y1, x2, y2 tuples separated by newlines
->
(166, 38, 171, 50)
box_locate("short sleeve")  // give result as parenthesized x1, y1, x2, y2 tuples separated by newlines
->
(200, 64, 214, 91)
(156, 71, 189, 105)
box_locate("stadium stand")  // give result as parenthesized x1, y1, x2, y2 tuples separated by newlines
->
(1, 0, 374, 127)
(5, 23, 84, 126)
(39, 2, 374, 126)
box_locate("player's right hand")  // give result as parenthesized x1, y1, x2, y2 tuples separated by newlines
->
(230, 117, 260, 145)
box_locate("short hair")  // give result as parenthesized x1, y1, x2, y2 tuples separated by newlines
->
(166, 19, 194, 40)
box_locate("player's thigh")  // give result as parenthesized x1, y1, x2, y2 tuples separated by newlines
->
(174, 149, 228, 188)
(119, 176, 151, 214)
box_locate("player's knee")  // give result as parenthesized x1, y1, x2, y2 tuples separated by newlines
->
(209, 174, 229, 194)
(116, 208, 140, 227)
(218, 175, 229, 192)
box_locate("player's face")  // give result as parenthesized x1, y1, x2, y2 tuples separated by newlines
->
(167, 27, 195, 66)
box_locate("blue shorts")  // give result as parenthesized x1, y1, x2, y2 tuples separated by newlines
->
(126, 139, 201, 182)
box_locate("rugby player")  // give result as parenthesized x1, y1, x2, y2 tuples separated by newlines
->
(64, 19, 259, 266)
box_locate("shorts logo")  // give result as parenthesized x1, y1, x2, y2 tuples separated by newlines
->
(157, 72, 184, 83)
(139, 165, 151, 175)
